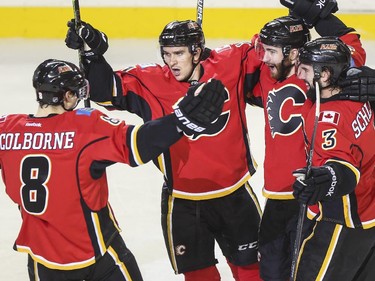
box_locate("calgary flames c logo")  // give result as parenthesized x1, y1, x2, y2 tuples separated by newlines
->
(266, 84, 307, 138)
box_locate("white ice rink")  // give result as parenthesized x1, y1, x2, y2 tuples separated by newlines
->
(0, 38, 374, 280)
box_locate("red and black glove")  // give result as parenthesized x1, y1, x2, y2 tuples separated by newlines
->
(174, 79, 227, 137)
(339, 66, 375, 102)
(293, 162, 358, 205)
(65, 19, 108, 59)
(280, 0, 338, 27)
(293, 165, 338, 205)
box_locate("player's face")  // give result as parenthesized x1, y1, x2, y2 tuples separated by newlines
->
(297, 63, 315, 90)
(259, 43, 284, 79)
(162, 46, 195, 81)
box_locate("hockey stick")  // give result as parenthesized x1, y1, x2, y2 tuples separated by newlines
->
(196, 0, 204, 26)
(72, 0, 91, 107)
(290, 81, 321, 280)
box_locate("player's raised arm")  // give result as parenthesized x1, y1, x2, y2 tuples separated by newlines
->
(65, 20, 114, 106)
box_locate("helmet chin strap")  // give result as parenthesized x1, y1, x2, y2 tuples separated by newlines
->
(184, 57, 201, 84)
(313, 75, 332, 91)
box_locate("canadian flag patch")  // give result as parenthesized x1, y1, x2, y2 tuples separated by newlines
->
(318, 111, 340, 125)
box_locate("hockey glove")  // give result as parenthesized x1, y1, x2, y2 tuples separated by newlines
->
(338, 66, 375, 103)
(174, 79, 226, 136)
(280, 0, 338, 27)
(65, 20, 108, 59)
(292, 165, 338, 205)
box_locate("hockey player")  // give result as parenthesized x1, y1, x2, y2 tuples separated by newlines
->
(245, 16, 312, 281)
(0, 58, 226, 281)
(245, 1, 366, 279)
(65, 20, 263, 281)
(293, 36, 375, 281)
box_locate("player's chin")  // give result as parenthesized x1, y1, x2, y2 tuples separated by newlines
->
(269, 69, 280, 79)
(174, 73, 188, 82)
(266, 64, 277, 77)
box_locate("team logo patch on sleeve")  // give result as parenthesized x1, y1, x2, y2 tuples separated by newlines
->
(76, 108, 95, 116)
(318, 111, 340, 125)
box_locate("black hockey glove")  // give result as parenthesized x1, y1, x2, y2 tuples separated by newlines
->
(65, 19, 108, 59)
(174, 79, 226, 136)
(338, 66, 375, 103)
(280, 0, 338, 27)
(292, 165, 338, 205)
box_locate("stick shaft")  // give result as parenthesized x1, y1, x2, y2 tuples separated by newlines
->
(196, 0, 204, 26)
(290, 82, 321, 280)
(72, 0, 91, 107)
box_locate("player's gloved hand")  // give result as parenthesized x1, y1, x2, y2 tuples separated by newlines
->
(280, 0, 338, 27)
(65, 19, 108, 58)
(292, 165, 338, 205)
(174, 79, 226, 136)
(338, 66, 375, 102)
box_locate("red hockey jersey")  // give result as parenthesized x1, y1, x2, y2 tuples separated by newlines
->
(305, 100, 375, 229)
(248, 50, 312, 199)
(0, 108, 179, 269)
(247, 33, 366, 200)
(95, 43, 258, 200)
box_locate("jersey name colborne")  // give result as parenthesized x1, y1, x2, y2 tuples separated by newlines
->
(0, 132, 75, 150)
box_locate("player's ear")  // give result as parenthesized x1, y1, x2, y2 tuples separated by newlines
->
(63, 91, 77, 107)
(64, 91, 75, 100)
(289, 48, 299, 63)
(320, 69, 331, 83)
(193, 47, 202, 63)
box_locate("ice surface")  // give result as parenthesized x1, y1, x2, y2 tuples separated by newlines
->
(0, 38, 374, 280)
